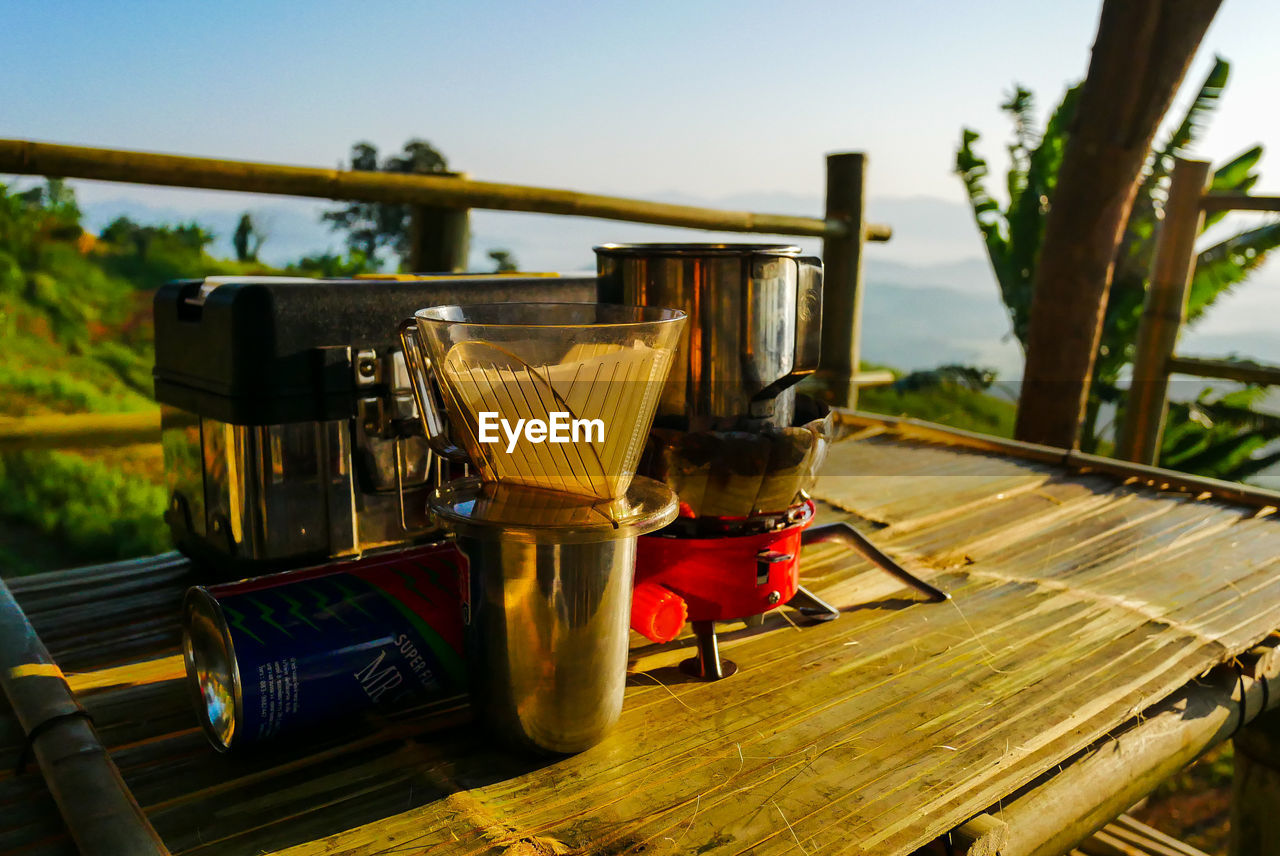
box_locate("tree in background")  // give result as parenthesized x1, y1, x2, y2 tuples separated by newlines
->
(285, 250, 377, 278)
(956, 57, 1280, 479)
(1, 178, 82, 269)
(323, 139, 449, 269)
(488, 249, 517, 272)
(232, 212, 265, 262)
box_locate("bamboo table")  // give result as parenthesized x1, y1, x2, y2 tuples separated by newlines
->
(4, 412, 1280, 856)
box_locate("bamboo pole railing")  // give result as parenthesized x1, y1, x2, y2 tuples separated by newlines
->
(1166, 355, 1280, 386)
(0, 139, 893, 241)
(0, 139, 897, 449)
(1116, 157, 1280, 465)
(988, 639, 1280, 856)
(0, 575, 170, 855)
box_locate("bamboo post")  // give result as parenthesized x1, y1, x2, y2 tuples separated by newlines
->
(0, 576, 169, 855)
(1115, 158, 1211, 464)
(408, 195, 470, 272)
(814, 152, 869, 408)
(1230, 707, 1280, 855)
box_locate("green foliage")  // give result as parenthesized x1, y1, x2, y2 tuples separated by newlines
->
(488, 248, 518, 273)
(0, 451, 170, 561)
(1162, 386, 1280, 481)
(323, 138, 449, 268)
(0, 179, 218, 571)
(956, 57, 1280, 479)
(284, 249, 379, 278)
(859, 364, 1017, 438)
(96, 215, 264, 289)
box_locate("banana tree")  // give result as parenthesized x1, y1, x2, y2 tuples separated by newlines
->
(956, 57, 1280, 478)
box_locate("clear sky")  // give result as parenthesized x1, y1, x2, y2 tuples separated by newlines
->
(6, 0, 1280, 210)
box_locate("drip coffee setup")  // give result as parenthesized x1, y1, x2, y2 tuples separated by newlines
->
(171, 248, 946, 756)
(596, 244, 947, 679)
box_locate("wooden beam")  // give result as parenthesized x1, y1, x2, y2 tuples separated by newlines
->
(1230, 706, 1280, 855)
(0, 139, 896, 240)
(1166, 355, 1280, 386)
(835, 409, 1280, 510)
(1014, 0, 1222, 449)
(851, 370, 896, 387)
(1081, 815, 1211, 856)
(1115, 158, 1212, 463)
(0, 411, 166, 450)
(1200, 193, 1280, 214)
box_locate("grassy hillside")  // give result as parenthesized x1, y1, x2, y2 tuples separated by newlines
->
(857, 364, 1017, 437)
(0, 179, 280, 574)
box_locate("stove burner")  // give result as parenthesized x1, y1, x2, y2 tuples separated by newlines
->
(632, 505, 949, 682)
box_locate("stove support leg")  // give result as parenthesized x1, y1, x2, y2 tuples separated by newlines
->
(680, 620, 737, 680)
(789, 585, 840, 621)
(801, 522, 949, 603)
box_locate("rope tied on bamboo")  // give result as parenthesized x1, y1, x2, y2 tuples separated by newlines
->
(14, 709, 95, 774)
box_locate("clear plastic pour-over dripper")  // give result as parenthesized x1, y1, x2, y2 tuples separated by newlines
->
(399, 303, 685, 502)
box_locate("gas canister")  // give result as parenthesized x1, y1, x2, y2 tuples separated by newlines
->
(182, 542, 466, 751)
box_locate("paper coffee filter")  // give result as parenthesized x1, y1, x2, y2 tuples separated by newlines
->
(439, 338, 673, 499)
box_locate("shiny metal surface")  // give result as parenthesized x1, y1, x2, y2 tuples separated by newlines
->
(162, 344, 455, 566)
(595, 243, 823, 431)
(182, 588, 242, 752)
(431, 475, 678, 543)
(398, 318, 469, 463)
(433, 476, 676, 754)
(456, 534, 634, 754)
(163, 411, 443, 565)
(199, 418, 357, 561)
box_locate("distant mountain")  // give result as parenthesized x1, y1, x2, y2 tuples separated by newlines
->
(78, 189, 988, 271)
(75, 187, 1273, 386)
(1178, 329, 1280, 366)
(861, 282, 1022, 377)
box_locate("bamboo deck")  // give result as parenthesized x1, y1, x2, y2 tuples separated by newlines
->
(4, 414, 1280, 856)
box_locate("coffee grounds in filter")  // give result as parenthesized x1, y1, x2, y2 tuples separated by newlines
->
(439, 339, 673, 500)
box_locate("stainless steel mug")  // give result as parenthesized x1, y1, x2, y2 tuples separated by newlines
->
(595, 243, 822, 431)
(429, 477, 677, 754)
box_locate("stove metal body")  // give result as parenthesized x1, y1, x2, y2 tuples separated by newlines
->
(153, 274, 595, 575)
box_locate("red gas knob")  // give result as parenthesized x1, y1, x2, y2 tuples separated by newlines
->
(631, 582, 688, 643)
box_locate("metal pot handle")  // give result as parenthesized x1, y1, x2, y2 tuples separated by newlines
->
(749, 256, 823, 414)
(792, 256, 823, 376)
(397, 318, 470, 462)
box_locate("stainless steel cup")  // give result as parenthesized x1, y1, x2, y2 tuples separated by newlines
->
(430, 477, 677, 754)
(595, 243, 823, 431)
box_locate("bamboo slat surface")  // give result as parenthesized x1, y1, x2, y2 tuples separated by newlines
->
(4, 427, 1280, 855)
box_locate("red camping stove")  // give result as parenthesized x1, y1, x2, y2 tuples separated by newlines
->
(597, 242, 948, 680)
(630, 498, 949, 680)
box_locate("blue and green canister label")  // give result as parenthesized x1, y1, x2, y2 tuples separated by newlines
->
(199, 542, 466, 746)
